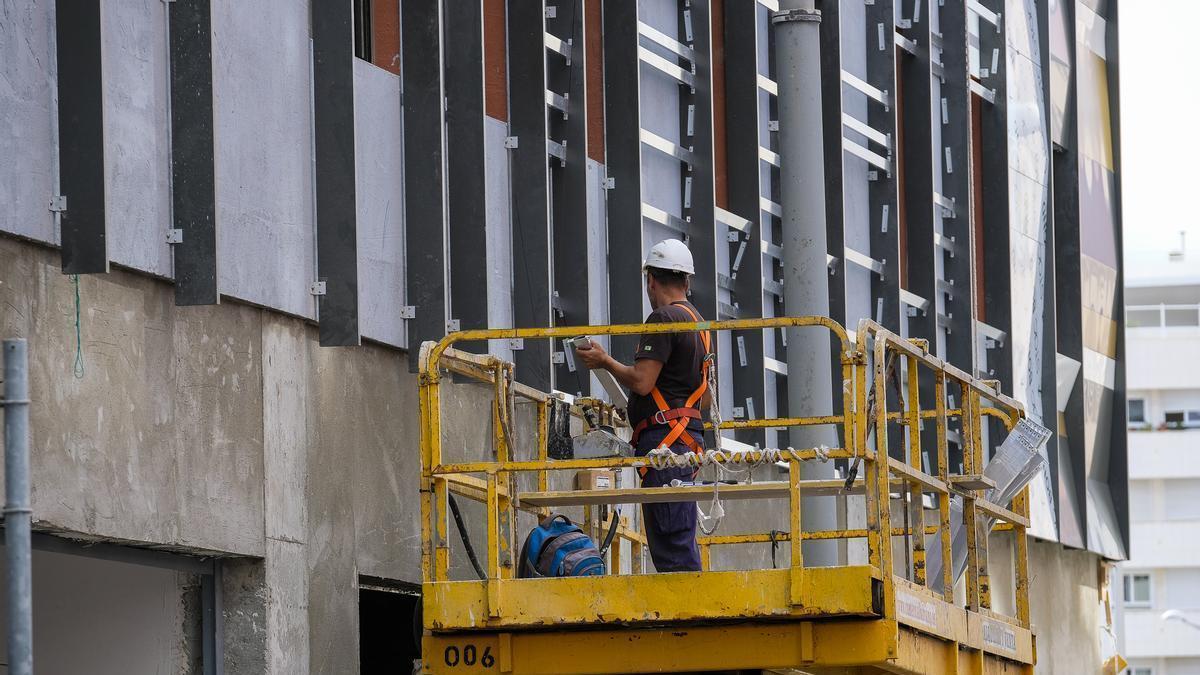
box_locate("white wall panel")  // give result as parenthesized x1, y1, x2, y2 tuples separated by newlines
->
(103, 0, 173, 277)
(485, 117, 514, 363)
(213, 0, 315, 318)
(1, 0, 58, 244)
(354, 59, 406, 348)
(584, 158, 610, 396)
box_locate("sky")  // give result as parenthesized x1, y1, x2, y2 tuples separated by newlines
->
(1118, 0, 1200, 283)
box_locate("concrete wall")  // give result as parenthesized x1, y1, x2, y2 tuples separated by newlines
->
(985, 535, 1112, 674)
(0, 234, 424, 674)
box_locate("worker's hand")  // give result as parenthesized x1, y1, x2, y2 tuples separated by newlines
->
(574, 340, 609, 370)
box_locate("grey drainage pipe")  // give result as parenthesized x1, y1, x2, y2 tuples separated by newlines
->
(3, 339, 32, 675)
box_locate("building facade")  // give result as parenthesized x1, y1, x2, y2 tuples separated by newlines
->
(1119, 268, 1200, 675)
(1, 0, 1125, 672)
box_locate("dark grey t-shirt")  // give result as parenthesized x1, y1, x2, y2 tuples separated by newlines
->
(627, 301, 708, 434)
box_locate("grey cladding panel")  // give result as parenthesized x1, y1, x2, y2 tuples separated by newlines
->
(355, 61, 406, 349)
(56, 0, 108, 274)
(508, 0, 553, 390)
(402, 0, 448, 371)
(445, 0, 489, 342)
(899, 0, 936, 342)
(864, 0, 899, 331)
(170, 0, 219, 305)
(684, 0, 718, 324)
(820, 0, 847, 326)
(938, 0, 977, 373)
(104, 0, 173, 277)
(978, 0, 1012, 388)
(603, 0, 644, 361)
(313, 0, 360, 345)
(549, 0, 591, 392)
(0, 0, 56, 244)
(212, 0, 315, 318)
(723, 0, 764, 444)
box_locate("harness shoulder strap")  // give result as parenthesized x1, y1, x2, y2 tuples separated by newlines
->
(645, 302, 711, 452)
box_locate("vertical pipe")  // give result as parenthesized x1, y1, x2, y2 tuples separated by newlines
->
(3, 339, 32, 675)
(772, 0, 836, 565)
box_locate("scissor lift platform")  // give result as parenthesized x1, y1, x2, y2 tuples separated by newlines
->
(417, 318, 1037, 674)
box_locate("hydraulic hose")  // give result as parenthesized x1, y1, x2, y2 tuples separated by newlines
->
(446, 493, 487, 580)
(598, 507, 620, 557)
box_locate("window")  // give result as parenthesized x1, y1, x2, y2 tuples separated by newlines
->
(1165, 410, 1200, 429)
(1129, 482, 1154, 523)
(1130, 668, 1153, 675)
(1123, 573, 1152, 607)
(1128, 398, 1146, 424)
(1163, 479, 1200, 521)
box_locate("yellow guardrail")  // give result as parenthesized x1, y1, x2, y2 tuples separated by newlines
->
(416, 316, 1034, 651)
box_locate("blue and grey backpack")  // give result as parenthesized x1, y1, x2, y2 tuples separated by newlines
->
(518, 514, 606, 577)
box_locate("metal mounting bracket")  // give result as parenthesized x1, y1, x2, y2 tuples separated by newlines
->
(166, 229, 183, 244)
(399, 306, 416, 319)
(48, 195, 67, 213)
(504, 136, 519, 149)
(309, 281, 327, 296)
(771, 8, 821, 24)
(446, 319, 461, 333)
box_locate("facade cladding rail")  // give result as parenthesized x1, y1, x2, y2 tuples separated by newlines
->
(4, 0, 1126, 558)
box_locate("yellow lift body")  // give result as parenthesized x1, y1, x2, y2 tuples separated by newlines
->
(418, 317, 1036, 675)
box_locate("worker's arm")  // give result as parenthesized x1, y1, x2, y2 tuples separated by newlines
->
(574, 342, 663, 396)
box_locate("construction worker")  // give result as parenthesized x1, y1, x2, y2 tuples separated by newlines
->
(574, 239, 710, 572)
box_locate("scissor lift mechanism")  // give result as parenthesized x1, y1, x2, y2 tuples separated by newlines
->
(419, 317, 1035, 674)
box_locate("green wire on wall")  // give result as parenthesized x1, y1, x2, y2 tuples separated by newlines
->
(72, 275, 84, 379)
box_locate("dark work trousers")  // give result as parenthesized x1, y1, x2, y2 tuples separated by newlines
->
(635, 426, 702, 573)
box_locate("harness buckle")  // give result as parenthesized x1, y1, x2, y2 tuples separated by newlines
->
(653, 410, 669, 426)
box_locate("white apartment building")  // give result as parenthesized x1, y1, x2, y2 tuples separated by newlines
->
(1119, 259, 1200, 675)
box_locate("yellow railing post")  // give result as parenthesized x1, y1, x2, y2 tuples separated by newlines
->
(419, 347, 451, 583)
(862, 346, 882, 582)
(493, 363, 516, 578)
(970, 390, 992, 610)
(872, 338, 895, 619)
(535, 399, 549, 493)
(961, 385, 981, 612)
(934, 370, 954, 602)
(419, 362, 435, 586)
(1014, 484, 1032, 627)
(486, 473, 502, 617)
(906, 354, 927, 587)
(789, 457, 804, 606)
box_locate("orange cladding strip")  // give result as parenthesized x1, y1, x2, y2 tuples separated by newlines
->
(372, 0, 401, 75)
(484, 0, 508, 121)
(585, 0, 605, 161)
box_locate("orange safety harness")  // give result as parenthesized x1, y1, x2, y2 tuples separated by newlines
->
(630, 302, 712, 468)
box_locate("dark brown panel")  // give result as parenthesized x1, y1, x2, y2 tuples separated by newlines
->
(372, 0, 401, 74)
(585, 0, 605, 161)
(484, 0, 508, 121)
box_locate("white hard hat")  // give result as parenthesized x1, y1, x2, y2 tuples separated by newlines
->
(642, 239, 695, 275)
